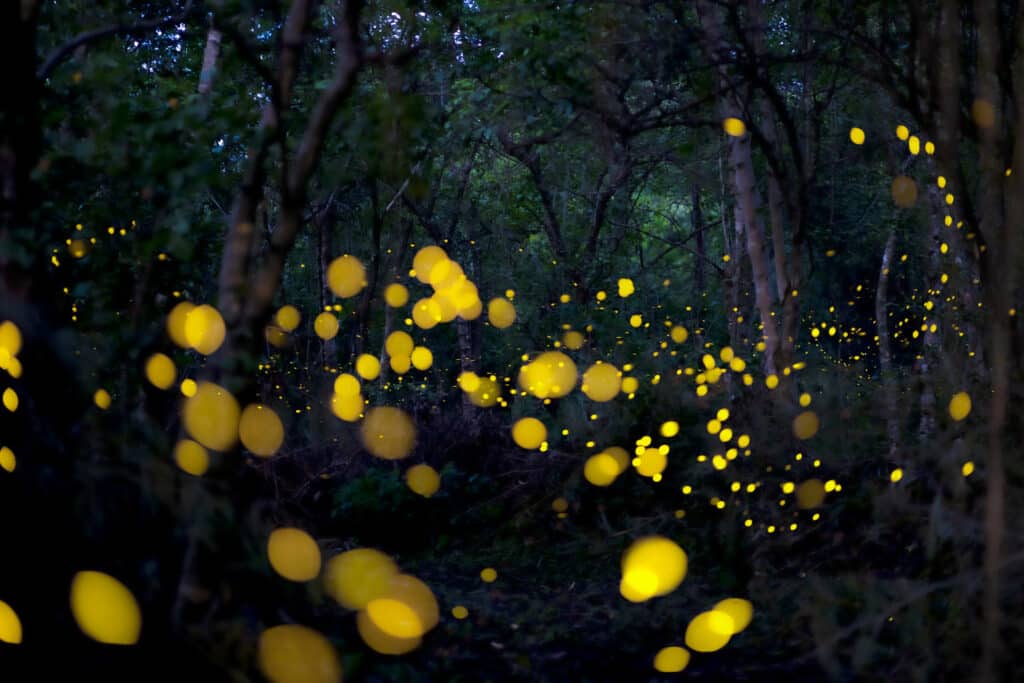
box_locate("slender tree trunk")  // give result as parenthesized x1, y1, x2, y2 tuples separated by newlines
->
(876, 230, 899, 459)
(698, 0, 781, 374)
(316, 198, 338, 369)
(975, 1, 1012, 678)
(691, 184, 707, 320)
(197, 26, 222, 95)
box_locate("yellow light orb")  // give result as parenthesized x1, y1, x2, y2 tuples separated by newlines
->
(70, 571, 142, 645)
(384, 283, 410, 308)
(180, 378, 197, 397)
(604, 446, 631, 473)
(451, 605, 469, 620)
(562, 330, 585, 350)
(411, 298, 442, 330)
(265, 324, 289, 348)
(258, 624, 341, 683)
(334, 373, 361, 398)
(653, 646, 690, 673)
(324, 548, 399, 610)
(355, 354, 381, 380)
(795, 479, 826, 509)
(405, 464, 441, 497)
(0, 446, 15, 473)
(480, 567, 498, 583)
(166, 301, 195, 349)
(713, 598, 753, 634)
(412, 246, 448, 284)
(389, 355, 411, 375)
(0, 599, 22, 644)
(634, 447, 667, 478)
(617, 278, 635, 297)
(621, 377, 639, 394)
(3, 387, 19, 412)
(173, 439, 209, 476)
(327, 254, 366, 298)
(144, 352, 176, 390)
(366, 574, 439, 638)
(584, 453, 620, 487)
(275, 305, 301, 332)
(0, 320, 23, 357)
(722, 117, 746, 136)
(92, 388, 110, 410)
(238, 403, 285, 457)
(356, 609, 421, 655)
(949, 392, 971, 421)
(267, 528, 322, 582)
(512, 417, 547, 450)
(518, 351, 577, 399)
(792, 411, 819, 440)
(849, 127, 865, 145)
(385, 331, 414, 358)
(670, 325, 689, 343)
(487, 297, 516, 329)
(620, 536, 687, 602)
(410, 346, 433, 371)
(182, 382, 240, 451)
(581, 362, 621, 402)
(891, 175, 918, 208)
(183, 304, 226, 355)
(360, 407, 416, 460)
(331, 392, 364, 422)
(685, 610, 732, 652)
(314, 312, 339, 340)
(660, 421, 679, 438)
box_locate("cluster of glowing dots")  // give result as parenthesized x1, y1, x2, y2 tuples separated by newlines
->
(620, 536, 687, 602)
(393, 245, 489, 329)
(692, 347, 751, 397)
(632, 435, 670, 481)
(382, 330, 433, 375)
(703, 408, 752, 471)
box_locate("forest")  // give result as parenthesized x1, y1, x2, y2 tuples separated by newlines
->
(1, 0, 1022, 681)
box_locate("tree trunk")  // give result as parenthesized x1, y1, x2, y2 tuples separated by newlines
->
(691, 184, 707, 321)
(698, 0, 781, 374)
(197, 26, 222, 95)
(875, 230, 898, 459)
(316, 198, 338, 369)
